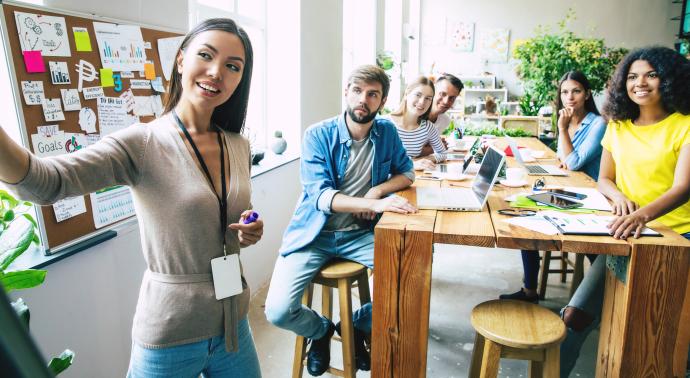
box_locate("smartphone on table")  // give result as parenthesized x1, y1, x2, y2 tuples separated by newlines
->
(546, 189, 587, 200)
(526, 193, 584, 210)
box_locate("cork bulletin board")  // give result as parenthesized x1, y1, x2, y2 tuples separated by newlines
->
(0, 1, 184, 253)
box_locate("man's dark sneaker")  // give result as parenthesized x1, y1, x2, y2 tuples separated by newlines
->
(306, 321, 336, 376)
(499, 289, 539, 303)
(335, 321, 371, 371)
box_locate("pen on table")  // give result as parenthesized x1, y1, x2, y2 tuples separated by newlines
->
(242, 211, 259, 224)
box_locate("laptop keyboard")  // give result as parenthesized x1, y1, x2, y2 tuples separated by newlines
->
(526, 165, 549, 174)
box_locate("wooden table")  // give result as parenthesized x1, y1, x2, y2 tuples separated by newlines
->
(371, 137, 690, 377)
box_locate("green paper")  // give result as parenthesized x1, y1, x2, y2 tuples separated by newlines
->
(510, 196, 595, 214)
(74, 30, 92, 52)
(100, 68, 114, 87)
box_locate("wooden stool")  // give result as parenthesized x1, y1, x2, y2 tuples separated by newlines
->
(469, 299, 566, 378)
(538, 251, 585, 299)
(292, 259, 371, 378)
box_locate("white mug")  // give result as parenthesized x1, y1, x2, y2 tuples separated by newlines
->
(506, 167, 528, 183)
(446, 163, 463, 177)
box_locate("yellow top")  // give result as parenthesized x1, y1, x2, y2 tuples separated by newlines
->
(601, 112, 690, 234)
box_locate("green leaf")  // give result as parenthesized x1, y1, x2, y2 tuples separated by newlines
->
(48, 349, 74, 375)
(3, 209, 15, 222)
(11, 298, 30, 328)
(0, 269, 47, 292)
(0, 190, 19, 208)
(0, 218, 36, 271)
(22, 213, 38, 228)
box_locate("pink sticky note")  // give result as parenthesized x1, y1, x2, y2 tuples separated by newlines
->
(23, 51, 45, 73)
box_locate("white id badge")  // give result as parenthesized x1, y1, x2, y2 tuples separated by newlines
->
(210, 254, 243, 300)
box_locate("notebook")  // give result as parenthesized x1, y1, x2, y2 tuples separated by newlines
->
(542, 212, 661, 236)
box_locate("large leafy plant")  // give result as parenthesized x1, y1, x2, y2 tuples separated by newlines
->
(0, 190, 74, 374)
(513, 11, 628, 115)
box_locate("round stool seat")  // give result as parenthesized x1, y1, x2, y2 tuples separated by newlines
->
(316, 259, 368, 279)
(471, 299, 566, 349)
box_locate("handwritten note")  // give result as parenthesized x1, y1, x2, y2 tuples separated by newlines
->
(42, 98, 65, 122)
(21, 81, 44, 105)
(97, 97, 129, 135)
(129, 79, 151, 90)
(82, 86, 105, 100)
(53, 196, 87, 222)
(60, 89, 81, 111)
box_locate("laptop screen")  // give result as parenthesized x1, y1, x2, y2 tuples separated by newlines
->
(472, 146, 505, 204)
(506, 136, 525, 165)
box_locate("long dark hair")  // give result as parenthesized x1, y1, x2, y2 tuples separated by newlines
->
(391, 76, 435, 124)
(603, 46, 690, 121)
(555, 71, 599, 115)
(163, 18, 254, 133)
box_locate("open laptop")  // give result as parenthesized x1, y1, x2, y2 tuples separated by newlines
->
(506, 136, 567, 176)
(416, 145, 505, 211)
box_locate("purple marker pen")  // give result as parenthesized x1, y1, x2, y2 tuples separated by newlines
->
(242, 211, 259, 224)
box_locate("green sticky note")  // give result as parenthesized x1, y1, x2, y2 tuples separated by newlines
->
(100, 68, 114, 87)
(73, 28, 92, 52)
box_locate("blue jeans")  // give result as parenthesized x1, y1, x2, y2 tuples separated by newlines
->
(265, 229, 374, 339)
(127, 317, 260, 378)
(560, 232, 690, 377)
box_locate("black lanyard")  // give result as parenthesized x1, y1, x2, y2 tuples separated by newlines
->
(173, 111, 227, 254)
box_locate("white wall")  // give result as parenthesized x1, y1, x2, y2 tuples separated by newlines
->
(300, 0, 343, 131)
(419, 0, 681, 96)
(42, 0, 187, 30)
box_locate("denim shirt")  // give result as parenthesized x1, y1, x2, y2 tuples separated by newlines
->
(557, 112, 606, 180)
(279, 113, 414, 256)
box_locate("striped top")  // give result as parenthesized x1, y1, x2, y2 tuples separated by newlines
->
(387, 117, 447, 162)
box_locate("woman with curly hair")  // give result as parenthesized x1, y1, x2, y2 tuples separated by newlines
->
(560, 46, 690, 376)
(387, 76, 447, 171)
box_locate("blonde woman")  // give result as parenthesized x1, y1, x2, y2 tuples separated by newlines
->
(386, 76, 447, 170)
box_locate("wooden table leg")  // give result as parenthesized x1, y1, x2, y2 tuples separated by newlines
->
(597, 243, 690, 377)
(372, 224, 434, 377)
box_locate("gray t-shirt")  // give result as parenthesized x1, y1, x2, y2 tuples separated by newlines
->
(324, 137, 374, 231)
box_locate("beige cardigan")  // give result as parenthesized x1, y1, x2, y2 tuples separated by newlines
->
(6, 114, 252, 352)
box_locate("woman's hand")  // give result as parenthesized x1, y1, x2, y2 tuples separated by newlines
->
(558, 107, 573, 131)
(414, 159, 436, 171)
(228, 210, 264, 247)
(610, 193, 638, 216)
(607, 211, 648, 239)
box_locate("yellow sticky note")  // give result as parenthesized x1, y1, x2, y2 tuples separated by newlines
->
(100, 68, 114, 87)
(144, 63, 156, 80)
(73, 27, 92, 52)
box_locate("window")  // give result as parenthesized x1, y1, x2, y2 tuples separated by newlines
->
(189, 0, 267, 147)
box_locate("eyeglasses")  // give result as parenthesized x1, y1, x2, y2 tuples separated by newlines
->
(532, 177, 546, 191)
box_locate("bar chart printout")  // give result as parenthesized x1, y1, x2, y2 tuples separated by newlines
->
(93, 22, 147, 72)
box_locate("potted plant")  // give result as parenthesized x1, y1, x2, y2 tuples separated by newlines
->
(513, 10, 628, 115)
(0, 190, 74, 374)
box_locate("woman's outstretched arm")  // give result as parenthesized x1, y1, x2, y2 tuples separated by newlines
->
(0, 125, 30, 184)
